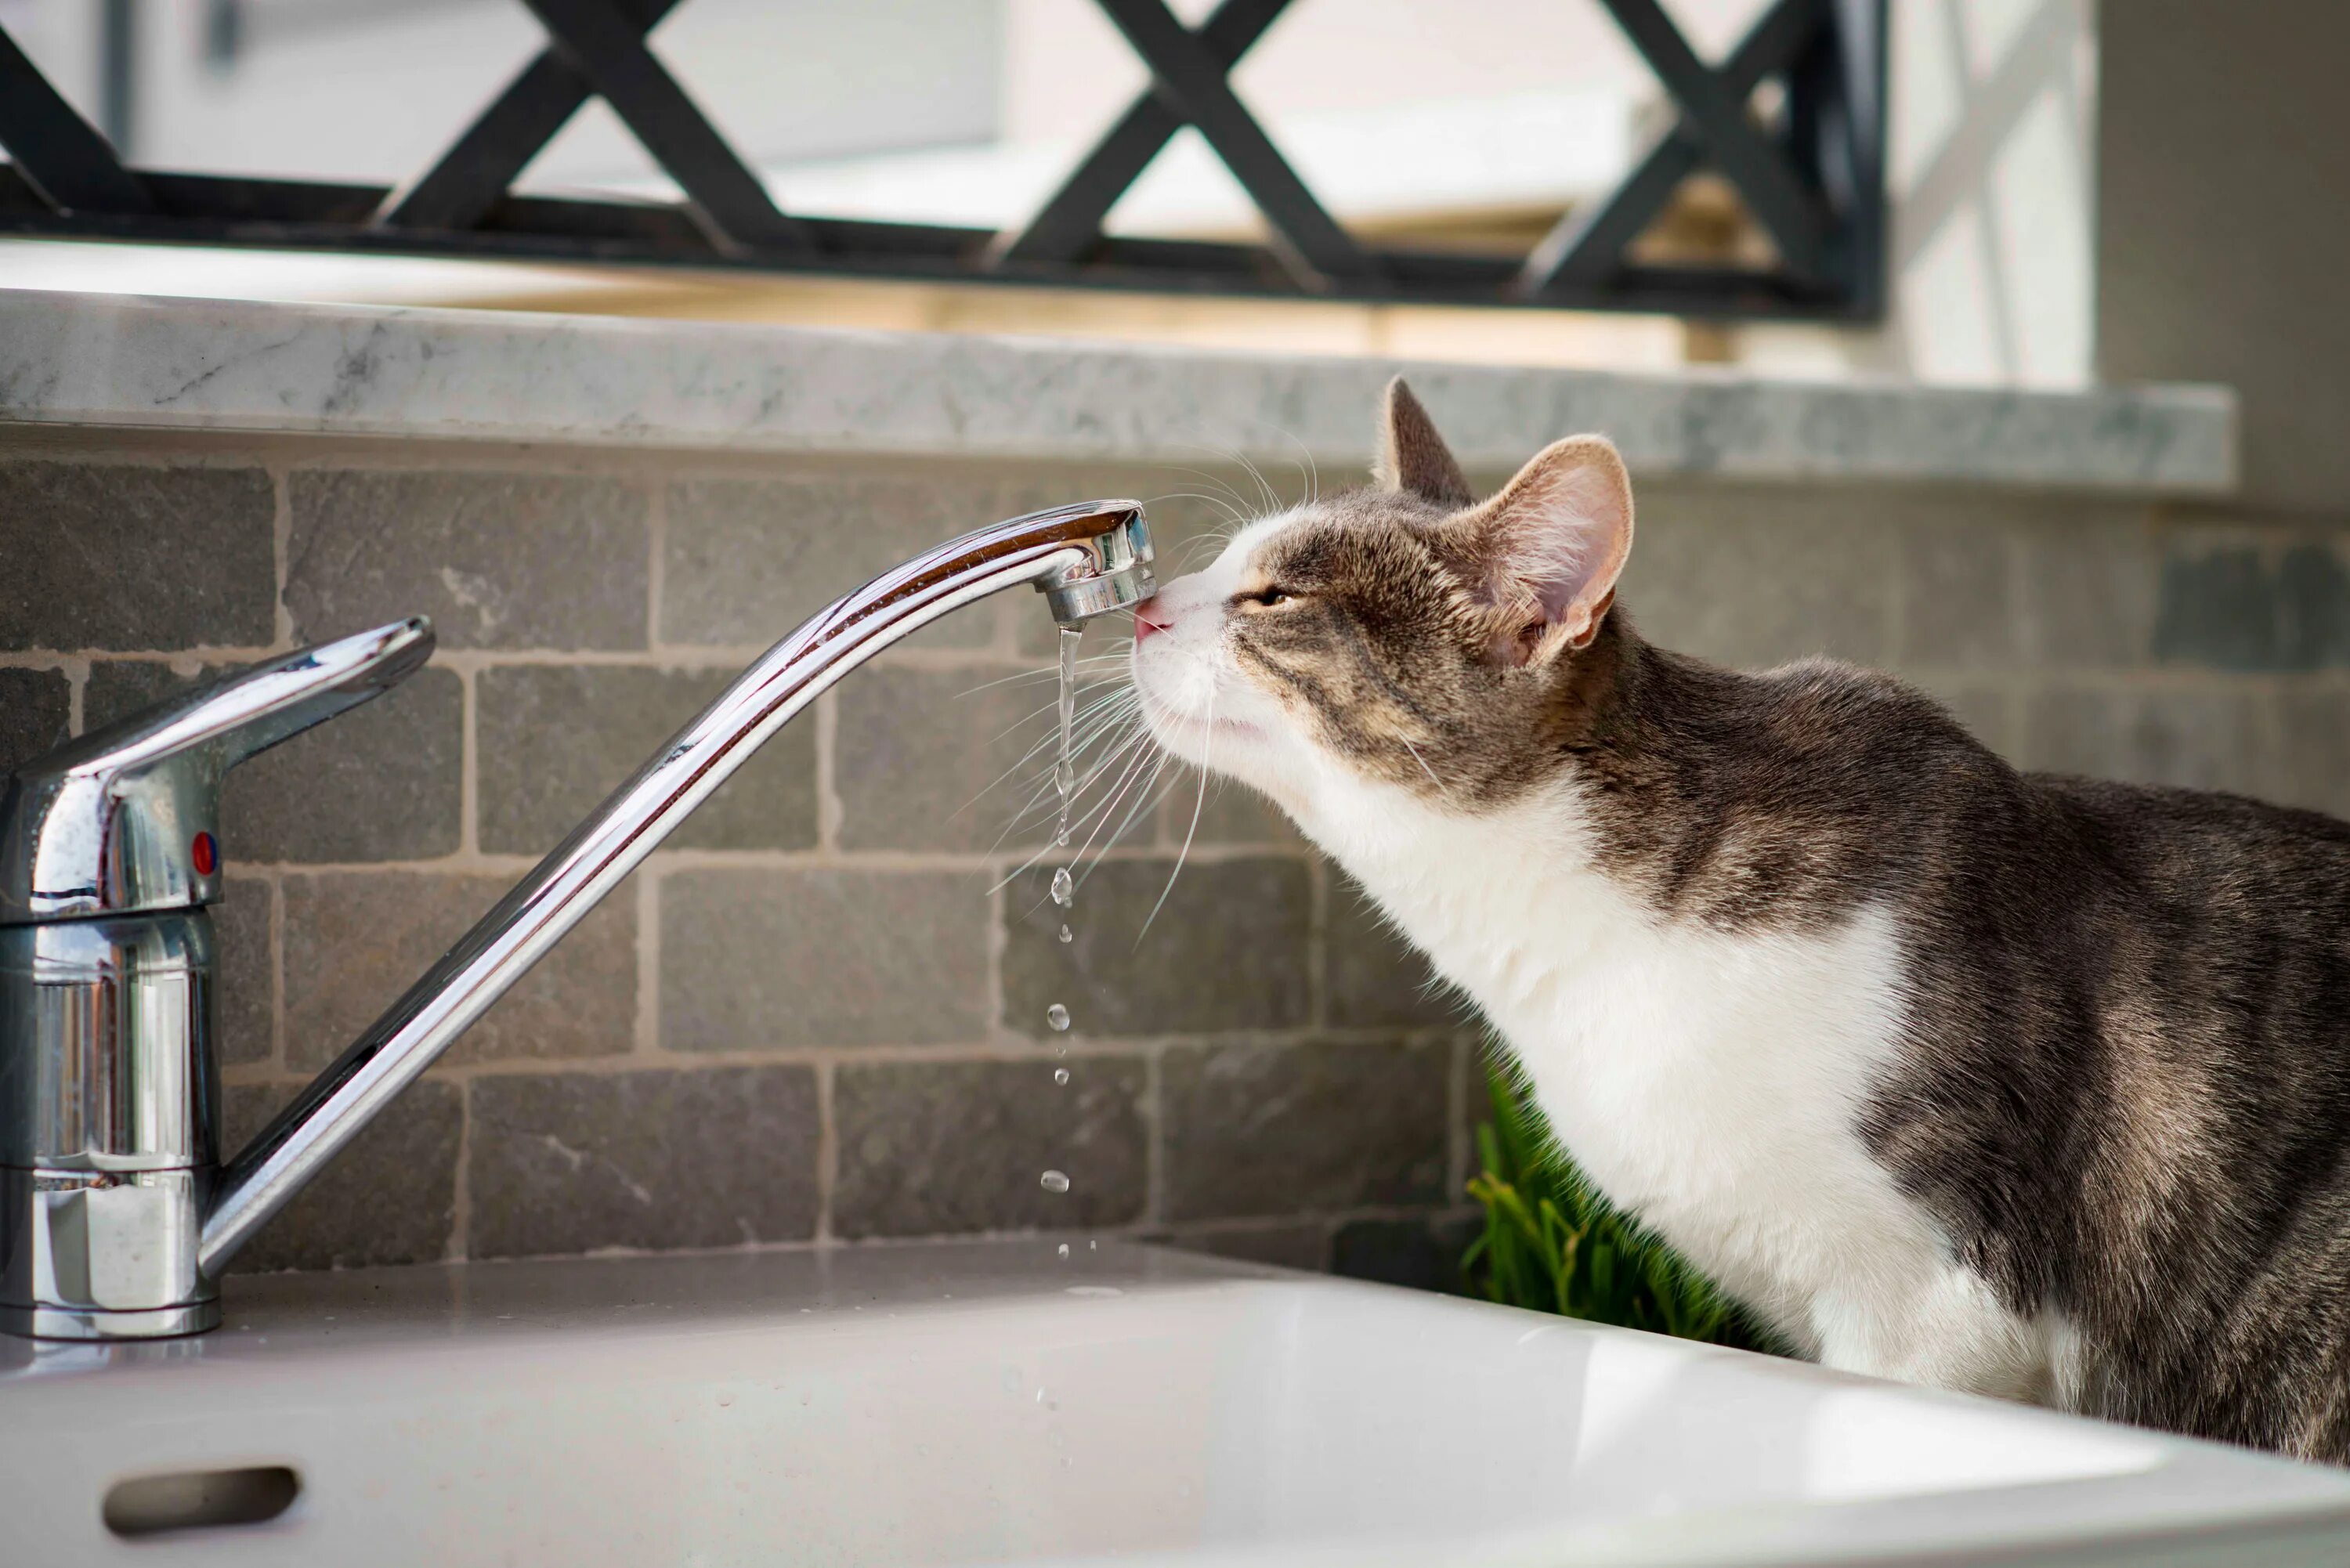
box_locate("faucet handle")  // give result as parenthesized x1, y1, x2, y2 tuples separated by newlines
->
(0, 618, 435, 923)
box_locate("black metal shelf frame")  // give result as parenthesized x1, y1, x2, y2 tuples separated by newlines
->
(0, 0, 1885, 321)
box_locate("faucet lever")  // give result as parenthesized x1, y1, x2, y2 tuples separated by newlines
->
(0, 618, 435, 925)
(0, 617, 432, 1339)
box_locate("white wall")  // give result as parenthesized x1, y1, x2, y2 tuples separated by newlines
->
(2, 0, 1000, 188)
(1742, 0, 2095, 388)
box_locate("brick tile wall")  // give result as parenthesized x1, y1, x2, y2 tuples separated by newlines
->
(4, 438, 2345, 1293)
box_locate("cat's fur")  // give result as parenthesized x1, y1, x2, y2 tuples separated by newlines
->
(1130, 378, 2350, 1462)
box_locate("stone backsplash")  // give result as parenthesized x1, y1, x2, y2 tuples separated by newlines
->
(2, 429, 2343, 1289)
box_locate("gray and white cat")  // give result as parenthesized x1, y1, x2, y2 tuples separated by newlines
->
(1130, 378, 2350, 1464)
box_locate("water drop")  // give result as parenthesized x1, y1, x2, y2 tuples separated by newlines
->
(1053, 1066, 1070, 1086)
(1039, 1169, 1071, 1194)
(1050, 867, 1074, 907)
(1046, 1003, 1071, 1032)
(1058, 923, 1073, 944)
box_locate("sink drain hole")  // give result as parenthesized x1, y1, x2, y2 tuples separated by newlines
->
(103, 1465, 301, 1537)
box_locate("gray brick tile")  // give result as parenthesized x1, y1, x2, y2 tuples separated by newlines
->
(468, 1066, 819, 1257)
(659, 867, 989, 1052)
(2016, 517, 2160, 667)
(1625, 484, 1895, 667)
(661, 471, 1005, 649)
(2279, 542, 2350, 668)
(87, 660, 462, 863)
(281, 871, 634, 1069)
(1896, 520, 2016, 667)
(475, 664, 817, 855)
(0, 667, 70, 775)
(0, 461, 275, 651)
(1151, 1222, 1331, 1273)
(831, 1057, 1148, 1237)
(1331, 1210, 1480, 1295)
(2276, 689, 2350, 820)
(1161, 1039, 1451, 1221)
(1003, 857, 1310, 1039)
(1326, 876, 1464, 1030)
(2155, 539, 2285, 669)
(2021, 688, 2273, 796)
(286, 468, 649, 649)
(833, 665, 1069, 853)
(212, 875, 273, 1065)
(220, 1079, 459, 1274)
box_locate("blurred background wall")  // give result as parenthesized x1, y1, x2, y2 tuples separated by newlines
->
(0, 0, 2095, 381)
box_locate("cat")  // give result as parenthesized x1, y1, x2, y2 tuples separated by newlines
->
(1129, 376, 2350, 1464)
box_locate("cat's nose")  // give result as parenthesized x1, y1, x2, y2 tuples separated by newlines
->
(1133, 600, 1170, 643)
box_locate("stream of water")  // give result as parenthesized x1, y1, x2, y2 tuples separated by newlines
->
(1044, 627, 1079, 1207)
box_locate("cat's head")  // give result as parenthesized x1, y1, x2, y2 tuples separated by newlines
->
(1130, 378, 1636, 826)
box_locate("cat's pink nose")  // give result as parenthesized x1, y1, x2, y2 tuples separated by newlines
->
(1133, 601, 1170, 643)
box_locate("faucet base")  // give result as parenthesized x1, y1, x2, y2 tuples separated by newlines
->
(0, 1299, 219, 1340)
(0, 1164, 219, 1342)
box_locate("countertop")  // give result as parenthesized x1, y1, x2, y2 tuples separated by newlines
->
(0, 288, 2235, 495)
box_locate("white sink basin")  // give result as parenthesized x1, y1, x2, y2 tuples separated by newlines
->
(4, 1241, 2346, 1566)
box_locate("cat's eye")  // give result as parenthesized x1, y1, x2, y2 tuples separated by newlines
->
(1233, 586, 1299, 610)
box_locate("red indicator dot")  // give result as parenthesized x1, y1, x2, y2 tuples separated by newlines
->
(191, 832, 218, 876)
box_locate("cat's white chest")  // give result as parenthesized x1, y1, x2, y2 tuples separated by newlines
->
(1311, 787, 2048, 1399)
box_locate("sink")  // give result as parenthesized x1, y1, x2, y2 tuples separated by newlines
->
(3, 1242, 2345, 1566)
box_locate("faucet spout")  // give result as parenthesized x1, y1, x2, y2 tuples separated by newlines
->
(197, 500, 1149, 1277)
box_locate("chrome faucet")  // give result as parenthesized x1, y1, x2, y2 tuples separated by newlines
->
(0, 501, 1152, 1339)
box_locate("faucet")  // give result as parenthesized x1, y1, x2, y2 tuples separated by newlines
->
(0, 501, 1152, 1339)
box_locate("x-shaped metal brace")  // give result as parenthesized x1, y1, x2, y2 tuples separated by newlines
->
(376, 0, 810, 257)
(995, 0, 1376, 288)
(1522, 0, 1844, 298)
(0, 26, 152, 215)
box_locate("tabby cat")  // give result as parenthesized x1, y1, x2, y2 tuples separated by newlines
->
(1130, 378, 2350, 1463)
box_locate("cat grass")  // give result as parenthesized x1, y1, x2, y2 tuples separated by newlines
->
(1462, 1060, 1784, 1357)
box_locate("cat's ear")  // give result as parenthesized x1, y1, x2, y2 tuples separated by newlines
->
(1459, 435, 1633, 667)
(1373, 377, 1473, 508)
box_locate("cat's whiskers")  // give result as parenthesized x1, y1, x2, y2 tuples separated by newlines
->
(1138, 692, 1217, 944)
(1401, 737, 1455, 804)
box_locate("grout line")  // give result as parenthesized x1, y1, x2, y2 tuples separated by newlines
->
(644, 472, 668, 652)
(0, 643, 1055, 674)
(813, 1059, 837, 1245)
(814, 690, 842, 851)
(457, 666, 479, 857)
(1447, 1031, 1470, 1201)
(268, 874, 287, 1071)
(634, 870, 663, 1060)
(447, 1083, 472, 1264)
(269, 459, 295, 652)
(221, 839, 1321, 883)
(0, 645, 292, 667)
(206, 1024, 1443, 1088)
(63, 657, 88, 735)
(1306, 854, 1329, 1031)
(1142, 1042, 1165, 1227)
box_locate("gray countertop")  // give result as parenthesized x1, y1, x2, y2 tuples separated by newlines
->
(0, 288, 2235, 495)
